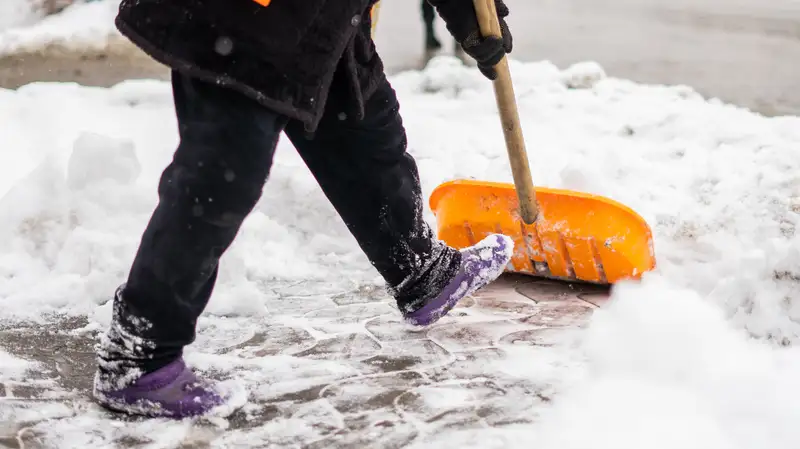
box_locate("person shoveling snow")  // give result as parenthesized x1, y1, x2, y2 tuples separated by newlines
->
(93, 0, 515, 420)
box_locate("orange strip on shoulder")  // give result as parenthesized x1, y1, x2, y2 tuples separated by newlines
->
(252, 0, 271, 6)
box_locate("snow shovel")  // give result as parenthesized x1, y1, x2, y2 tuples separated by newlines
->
(428, 0, 656, 284)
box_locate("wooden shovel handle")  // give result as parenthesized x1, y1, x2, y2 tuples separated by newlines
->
(472, 0, 539, 224)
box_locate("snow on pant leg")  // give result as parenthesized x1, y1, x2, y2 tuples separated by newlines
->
(98, 71, 288, 378)
(283, 79, 461, 314)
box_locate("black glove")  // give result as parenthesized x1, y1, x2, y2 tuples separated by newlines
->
(427, 0, 512, 80)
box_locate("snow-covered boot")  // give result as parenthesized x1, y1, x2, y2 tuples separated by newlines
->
(403, 233, 513, 326)
(93, 358, 241, 419)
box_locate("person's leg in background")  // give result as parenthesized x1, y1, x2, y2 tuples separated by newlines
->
(422, 0, 468, 64)
(422, 0, 441, 52)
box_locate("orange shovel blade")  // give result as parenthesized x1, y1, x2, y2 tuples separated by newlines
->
(429, 180, 656, 284)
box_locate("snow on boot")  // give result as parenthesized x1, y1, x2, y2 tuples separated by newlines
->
(93, 358, 244, 419)
(403, 233, 514, 326)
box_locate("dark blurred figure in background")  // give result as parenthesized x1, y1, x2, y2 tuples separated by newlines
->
(421, 0, 467, 64)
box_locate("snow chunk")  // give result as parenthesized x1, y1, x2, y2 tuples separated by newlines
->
(67, 132, 141, 190)
(561, 61, 607, 89)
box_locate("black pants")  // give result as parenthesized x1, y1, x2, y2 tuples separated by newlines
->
(99, 71, 461, 374)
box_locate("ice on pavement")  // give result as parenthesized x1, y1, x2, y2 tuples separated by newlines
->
(2, 54, 800, 447)
(0, 349, 37, 383)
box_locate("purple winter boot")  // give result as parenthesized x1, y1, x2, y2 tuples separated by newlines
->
(403, 233, 514, 326)
(93, 358, 243, 419)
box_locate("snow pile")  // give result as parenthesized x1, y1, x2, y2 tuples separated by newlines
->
(0, 0, 120, 57)
(0, 0, 40, 32)
(516, 279, 800, 449)
(0, 79, 367, 322)
(66, 132, 142, 190)
(2, 57, 800, 447)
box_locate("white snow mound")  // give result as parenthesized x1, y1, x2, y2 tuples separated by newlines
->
(1, 57, 800, 448)
(0, 0, 120, 57)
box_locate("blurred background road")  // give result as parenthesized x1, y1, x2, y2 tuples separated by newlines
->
(2, 0, 799, 116)
(375, 0, 800, 116)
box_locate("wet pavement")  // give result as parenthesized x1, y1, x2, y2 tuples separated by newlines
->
(0, 275, 609, 448)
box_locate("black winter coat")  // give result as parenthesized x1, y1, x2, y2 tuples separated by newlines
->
(115, 0, 383, 133)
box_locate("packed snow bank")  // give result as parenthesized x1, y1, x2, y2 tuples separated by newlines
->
(0, 0, 167, 91)
(0, 0, 120, 57)
(0, 0, 39, 32)
(0, 79, 370, 322)
(517, 278, 800, 449)
(2, 58, 800, 447)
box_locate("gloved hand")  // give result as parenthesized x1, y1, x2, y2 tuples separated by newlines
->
(426, 0, 512, 80)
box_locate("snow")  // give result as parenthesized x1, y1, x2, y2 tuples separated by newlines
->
(519, 280, 800, 449)
(0, 0, 121, 57)
(2, 27, 800, 449)
(0, 0, 39, 32)
(0, 349, 37, 383)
